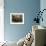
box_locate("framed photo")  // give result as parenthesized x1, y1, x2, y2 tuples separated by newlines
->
(10, 13, 24, 24)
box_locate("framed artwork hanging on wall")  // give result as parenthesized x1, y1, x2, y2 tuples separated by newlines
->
(10, 13, 24, 24)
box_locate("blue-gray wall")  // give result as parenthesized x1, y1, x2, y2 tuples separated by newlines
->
(4, 0, 40, 42)
(40, 0, 46, 27)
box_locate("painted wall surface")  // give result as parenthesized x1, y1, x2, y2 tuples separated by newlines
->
(40, 0, 46, 27)
(4, 0, 40, 42)
(0, 0, 4, 41)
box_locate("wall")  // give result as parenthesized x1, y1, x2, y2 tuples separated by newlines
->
(40, 0, 46, 27)
(0, 0, 4, 42)
(4, 0, 40, 42)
